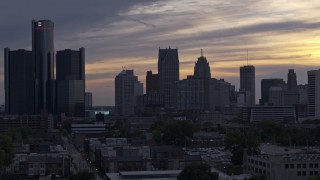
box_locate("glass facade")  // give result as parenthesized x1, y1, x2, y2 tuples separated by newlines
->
(4, 49, 35, 114)
(32, 20, 55, 113)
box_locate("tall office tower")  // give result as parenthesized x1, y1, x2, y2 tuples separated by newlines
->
(240, 65, 255, 106)
(176, 76, 205, 110)
(146, 71, 158, 94)
(284, 69, 299, 106)
(56, 48, 85, 117)
(307, 70, 320, 117)
(4, 48, 35, 114)
(32, 20, 55, 113)
(85, 92, 93, 109)
(194, 51, 211, 109)
(158, 48, 179, 108)
(115, 70, 143, 116)
(260, 79, 286, 105)
(209, 79, 232, 110)
(269, 87, 284, 106)
(287, 69, 298, 90)
(194, 50, 211, 79)
(298, 84, 308, 104)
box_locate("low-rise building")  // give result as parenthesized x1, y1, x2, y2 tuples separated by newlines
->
(244, 152, 320, 180)
(0, 114, 49, 132)
(151, 146, 202, 170)
(7, 153, 70, 178)
(186, 132, 224, 149)
(242, 106, 297, 123)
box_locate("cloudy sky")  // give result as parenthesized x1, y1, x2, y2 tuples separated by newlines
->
(1, 0, 320, 105)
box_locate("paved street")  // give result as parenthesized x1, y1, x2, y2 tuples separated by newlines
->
(63, 137, 104, 180)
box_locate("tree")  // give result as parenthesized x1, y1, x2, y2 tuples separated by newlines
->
(249, 175, 266, 180)
(178, 163, 218, 180)
(0, 127, 31, 171)
(308, 176, 320, 180)
(152, 120, 198, 146)
(225, 130, 260, 165)
(0, 135, 14, 170)
(69, 171, 95, 180)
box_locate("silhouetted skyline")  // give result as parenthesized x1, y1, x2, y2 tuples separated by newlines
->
(1, 0, 320, 105)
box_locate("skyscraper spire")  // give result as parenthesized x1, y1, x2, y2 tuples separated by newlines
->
(194, 50, 211, 79)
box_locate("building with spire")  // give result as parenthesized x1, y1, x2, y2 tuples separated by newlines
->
(284, 69, 299, 106)
(194, 49, 211, 79)
(287, 69, 298, 90)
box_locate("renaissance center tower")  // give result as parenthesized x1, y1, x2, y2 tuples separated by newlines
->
(32, 20, 55, 113)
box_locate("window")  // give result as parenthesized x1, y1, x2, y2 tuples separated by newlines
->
(285, 164, 289, 168)
(310, 171, 314, 176)
(315, 163, 319, 168)
(303, 164, 306, 168)
(263, 162, 266, 167)
(290, 164, 294, 168)
(297, 164, 301, 168)
(297, 171, 301, 176)
(310, 163, 314, 168)
(302, 171, 306, 176)
(315, 171, 319, 175)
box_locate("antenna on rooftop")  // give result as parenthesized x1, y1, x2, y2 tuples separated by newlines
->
(201, 49, 204, 57)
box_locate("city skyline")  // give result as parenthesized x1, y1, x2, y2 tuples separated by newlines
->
(1, 1, 320, 105)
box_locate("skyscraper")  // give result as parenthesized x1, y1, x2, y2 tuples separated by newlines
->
(193, 51, 211, 110)
(194, 50, 211, 79)
(260, 79, 286, 105)
(240, 65, 255, 106)
(307, 69, 320, 117)
(158, 48, 179, 108)
(4, 48, 35, 114)
(146, 71, 158, 94)
(32, 20, 55, 113)
(287, 69, 298, 90)
(115, 70, 143, 116)
(85, 92, 93, 109)
(269, 86, 285, 106)
(284, 69, 299, 106)
(56, 48, 85, 117)
(176, 76, 205, 110)
(209, 79, 232, 110)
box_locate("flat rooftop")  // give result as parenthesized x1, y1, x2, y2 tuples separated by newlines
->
(106, 170, 181, 180)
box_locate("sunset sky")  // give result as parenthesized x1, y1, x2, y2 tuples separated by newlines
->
(1, 0, 320, 105)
